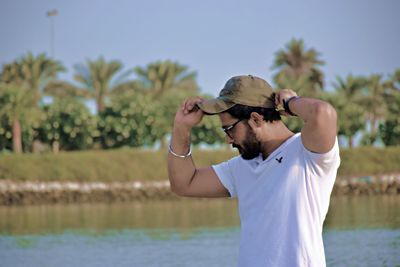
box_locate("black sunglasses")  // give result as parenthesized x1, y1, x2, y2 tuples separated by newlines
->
(222, 119, 244, 138)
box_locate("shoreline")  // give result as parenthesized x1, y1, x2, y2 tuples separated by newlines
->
(0, 174, 399, 205)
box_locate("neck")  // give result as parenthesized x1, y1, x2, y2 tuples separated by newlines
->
(259, 122, 294, 160)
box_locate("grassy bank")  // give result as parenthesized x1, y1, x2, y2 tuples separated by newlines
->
(0, 146, 399, 182)
(0, 149, 235, 181)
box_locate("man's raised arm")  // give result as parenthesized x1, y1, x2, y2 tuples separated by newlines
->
(167, 97, 230, 198)
(275, 89, 337, 154)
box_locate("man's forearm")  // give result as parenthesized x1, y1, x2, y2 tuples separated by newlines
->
(167, 126, 197, 195)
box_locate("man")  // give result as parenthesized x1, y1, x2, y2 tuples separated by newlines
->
(167, 75, 340, 267)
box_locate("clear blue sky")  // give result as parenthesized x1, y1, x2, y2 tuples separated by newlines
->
(1, 0, 399, 96)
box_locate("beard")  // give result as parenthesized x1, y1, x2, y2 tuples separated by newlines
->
(232, 127, 261, 160)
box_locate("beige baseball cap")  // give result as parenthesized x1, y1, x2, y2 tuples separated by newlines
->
(197, 75, 275, 114)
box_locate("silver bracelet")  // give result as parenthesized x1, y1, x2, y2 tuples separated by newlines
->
(168, 143, 192, 158)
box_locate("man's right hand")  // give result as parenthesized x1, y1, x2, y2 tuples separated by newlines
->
(174, 97, 205, 130)
(168, 96, 231, 198)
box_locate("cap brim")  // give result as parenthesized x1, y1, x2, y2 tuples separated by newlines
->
(197, 98, 235, 114)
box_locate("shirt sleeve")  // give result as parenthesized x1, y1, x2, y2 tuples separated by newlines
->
(301, 137, 341, 177)
(212, 157, 238, 198)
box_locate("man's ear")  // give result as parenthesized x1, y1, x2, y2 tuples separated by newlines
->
(248, 112, 264, 129)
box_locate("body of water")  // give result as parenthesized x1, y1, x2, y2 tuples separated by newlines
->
(0, 196, 399, 267)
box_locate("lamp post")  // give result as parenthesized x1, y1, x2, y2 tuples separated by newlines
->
(46, 9, 58, 58)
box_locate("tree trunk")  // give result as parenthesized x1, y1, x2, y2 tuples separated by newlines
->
(370, 117, 377, 145)
(97, 96, 105, 114)
(32, 139, 46, 153)
(159, 137, 167, 150)
(32, 140, 40, 153)
(348, 135, 353, 148)
(12, 118, 23, 154)
(52, 140, 60, 154)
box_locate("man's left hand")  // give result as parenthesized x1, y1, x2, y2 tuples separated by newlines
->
(274, 89, 298, 116)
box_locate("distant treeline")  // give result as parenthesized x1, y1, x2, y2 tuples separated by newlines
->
(0, 38, 399, 154)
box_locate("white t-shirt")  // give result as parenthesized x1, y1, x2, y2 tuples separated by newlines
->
(213, 133, 340, 267)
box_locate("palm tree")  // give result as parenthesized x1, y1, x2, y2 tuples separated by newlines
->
(0, 53, 62, 152)
(272, 39, 325, 96)
(331, 75, 367, 147)
(361, 74, 390, 145)
(134, 60, 198, 97)
(395, 69, 400, 87)
(374, 70, 400, 146)
(45, 57, 136, 113)
(134, 60, 199, 148)
(0, 52, 65, 106)
(385, 68, 400, 91)
(0, 83, 35, 153)
(379, 72, 400, 146)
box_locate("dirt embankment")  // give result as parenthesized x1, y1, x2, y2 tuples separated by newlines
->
(0, 174, 399, 205)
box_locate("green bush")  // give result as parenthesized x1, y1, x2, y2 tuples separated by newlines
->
(0, 147, 399, 182)
(36, 97, 99, 150)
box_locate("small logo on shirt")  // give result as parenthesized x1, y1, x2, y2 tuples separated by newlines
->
(275, 157, 283, 163)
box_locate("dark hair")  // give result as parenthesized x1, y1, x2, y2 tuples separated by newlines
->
(226, 104, 281, 122)
(226, 93, 281, 122)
